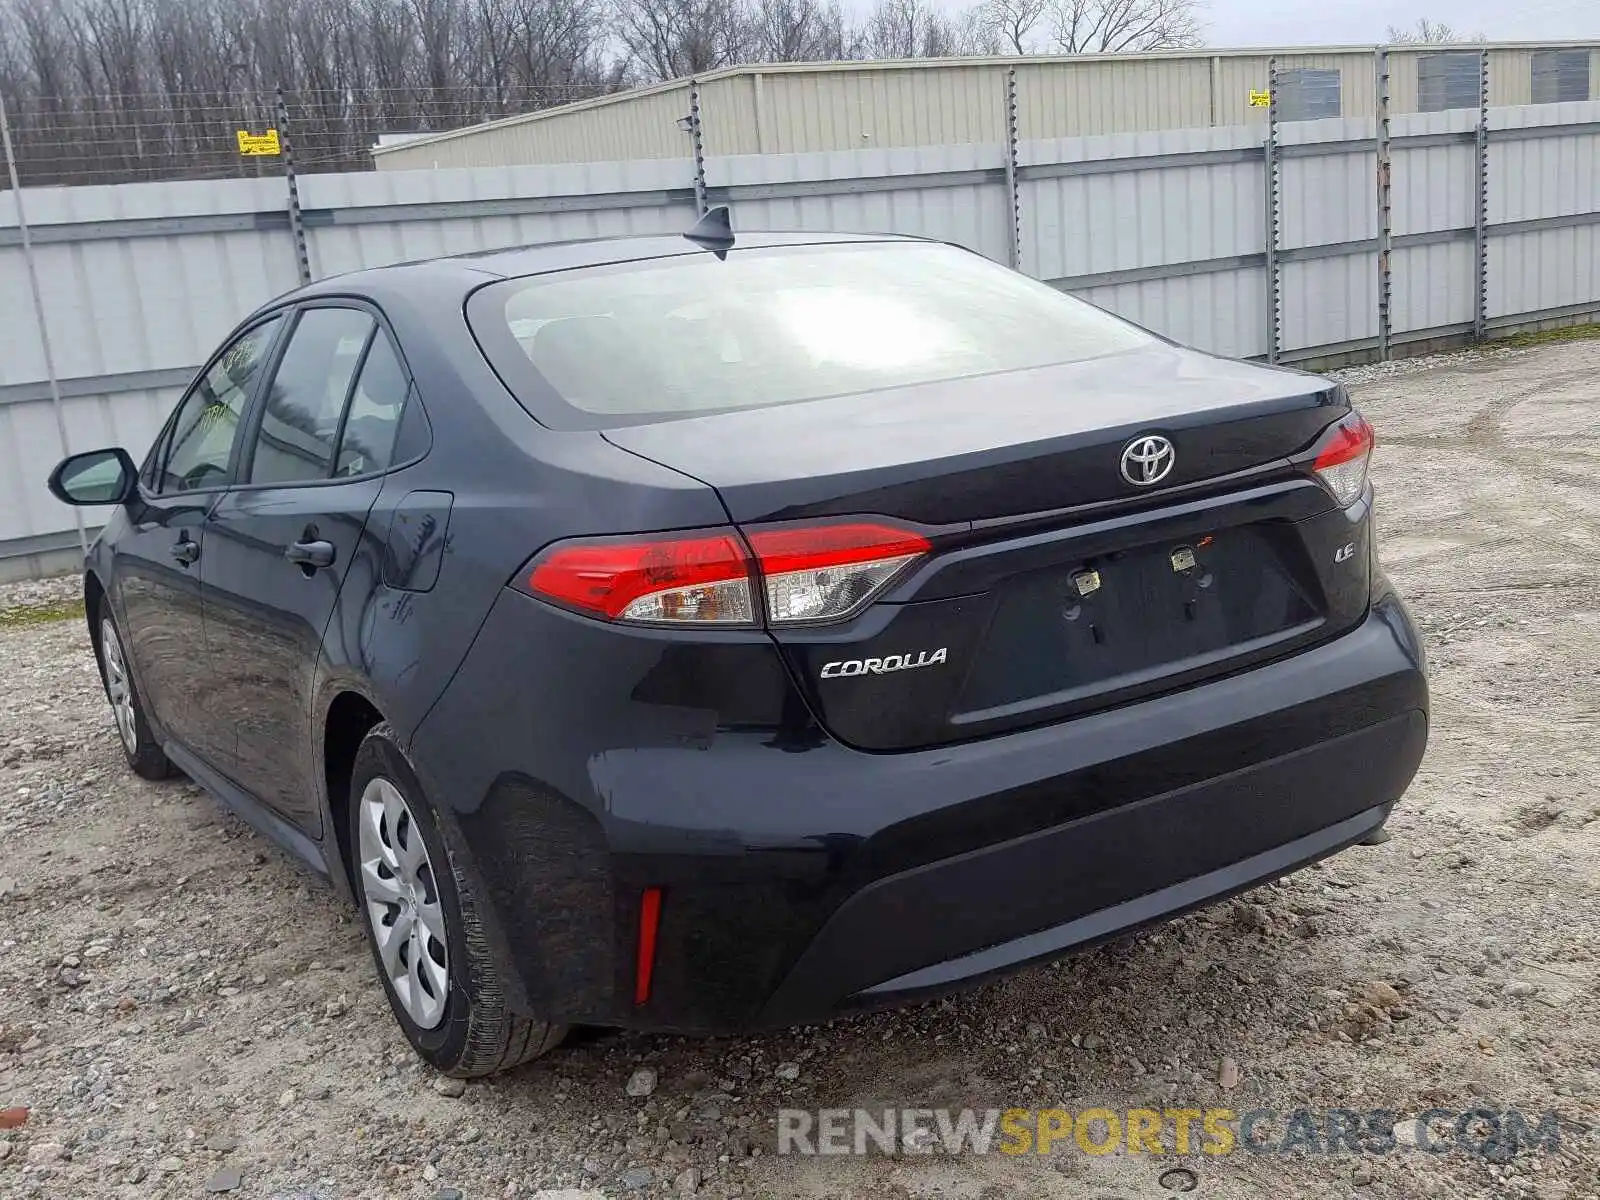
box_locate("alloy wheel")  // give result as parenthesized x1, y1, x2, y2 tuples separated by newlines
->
(357, 777, 450, 1029)
(100, 618, 138, 755)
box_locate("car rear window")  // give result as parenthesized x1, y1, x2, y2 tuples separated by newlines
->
(467, 242, 1154, 428)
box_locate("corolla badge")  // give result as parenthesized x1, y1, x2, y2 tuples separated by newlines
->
(819, 648, 948, 679)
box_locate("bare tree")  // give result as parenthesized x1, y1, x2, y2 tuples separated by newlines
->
(975, 0, 1202, 55)
(611, 0, 754, 81)
(0, 0, 623, 181)
(1385, 18, 1485, 45)
(941, 5, 1000, 56)
(982, 0, 1048, 55)
(751, 0, 855, 63)
(1047, 0, 1203, 53)
(861, 0, 996, 59)
(506, 0, 619, 89)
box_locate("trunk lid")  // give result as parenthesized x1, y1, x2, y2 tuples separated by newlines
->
(602, 344, 1344, 525)
(604, 344, 1368, 752)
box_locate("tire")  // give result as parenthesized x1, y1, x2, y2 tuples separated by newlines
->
(94, 603, 174, 781)
(348, 723, 565, 1076)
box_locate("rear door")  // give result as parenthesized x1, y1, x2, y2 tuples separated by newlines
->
(199, 303, 408, 833)
(114, 316, 285, 771)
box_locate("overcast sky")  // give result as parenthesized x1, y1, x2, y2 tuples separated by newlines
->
(1199, 0, 1594, 47)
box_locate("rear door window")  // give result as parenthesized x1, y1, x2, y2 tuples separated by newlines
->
(335, 333, 409, 477)
(248, 306, 376, 485)
(467, 242, 1153, 429)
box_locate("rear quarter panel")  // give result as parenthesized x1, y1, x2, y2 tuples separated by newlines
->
(307, 278, 733, 749)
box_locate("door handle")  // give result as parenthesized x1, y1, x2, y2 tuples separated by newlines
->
(170, 538, 200, 565)
(285, 539, 336, 570)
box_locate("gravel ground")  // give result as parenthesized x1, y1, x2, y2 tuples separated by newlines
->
(2, 341, 1599, 1200)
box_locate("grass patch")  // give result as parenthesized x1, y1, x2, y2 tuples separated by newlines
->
(0, 599, 86, 629)
(1491, 321, 1600, 350)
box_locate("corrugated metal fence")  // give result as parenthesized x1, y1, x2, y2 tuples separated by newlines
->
(3, 91, 1599, 578)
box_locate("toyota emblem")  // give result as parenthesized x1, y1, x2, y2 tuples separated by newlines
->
(1120, 434, 1175, 486)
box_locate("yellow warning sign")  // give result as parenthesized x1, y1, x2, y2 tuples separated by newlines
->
(236, 129, 281, 156)
(1248, 90, 1271, 108)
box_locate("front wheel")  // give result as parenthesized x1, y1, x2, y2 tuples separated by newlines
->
(348, 724, 565, 1076)
(95, 607, 173, 780)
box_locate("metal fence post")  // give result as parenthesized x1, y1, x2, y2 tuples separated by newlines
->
(1376, 47, 1393, 361)
(1473, 48, 1490, 342)
(1003, 67, 1021, 271)
(277, 86, 312, 286)
(686, 79, 708, 218)
(1264, 58, 1282, 365)
(0, 91, 86, 555)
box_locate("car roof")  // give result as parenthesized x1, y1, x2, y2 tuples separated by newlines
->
(289, 229, 926, 306)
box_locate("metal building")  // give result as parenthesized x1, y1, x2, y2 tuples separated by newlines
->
(370, 43, 1600, 171)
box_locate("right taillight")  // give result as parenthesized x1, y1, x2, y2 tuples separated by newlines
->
(747, 521, 931, 625)
(518, 518, 931, 628)
(1312, 411, 1375, 507)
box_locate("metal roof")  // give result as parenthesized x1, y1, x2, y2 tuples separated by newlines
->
(370, 43, 1600, 161)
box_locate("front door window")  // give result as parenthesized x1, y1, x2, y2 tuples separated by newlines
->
(152, 317, 283, 493)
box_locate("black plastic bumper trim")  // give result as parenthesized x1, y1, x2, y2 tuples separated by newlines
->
(859, 803, 1384, 997)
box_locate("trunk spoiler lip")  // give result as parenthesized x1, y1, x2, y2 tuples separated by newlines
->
(600, 439, 1325, 547)
(957, 454, 1312, 539)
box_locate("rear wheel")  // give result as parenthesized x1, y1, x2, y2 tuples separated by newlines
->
(349, 724, 565, 1076)
(95, 608, 173, 780)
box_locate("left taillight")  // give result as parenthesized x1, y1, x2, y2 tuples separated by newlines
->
(520, 529, 756, 625)
(517, 519, 931, 628)
(1311, 410, 1376, 507)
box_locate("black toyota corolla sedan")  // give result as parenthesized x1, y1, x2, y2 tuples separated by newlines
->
(47, 217, 1428, 1076)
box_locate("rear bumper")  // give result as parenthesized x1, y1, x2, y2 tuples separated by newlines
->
(415, 591, 1427, 1033)
(764, 727, 1412, 1023)
(849, 804, 1385, 1002)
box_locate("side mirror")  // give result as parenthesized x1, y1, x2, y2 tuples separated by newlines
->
(47, 448, 138, 506)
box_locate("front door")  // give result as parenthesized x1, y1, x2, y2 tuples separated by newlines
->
(199, 305, 406, 834)
(114, 316, 284, 771)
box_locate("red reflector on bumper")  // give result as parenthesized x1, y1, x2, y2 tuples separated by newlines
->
(634, 887, 663, 1007)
